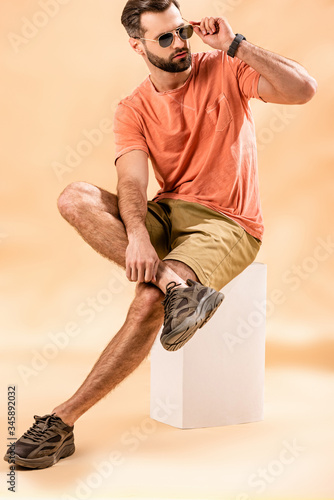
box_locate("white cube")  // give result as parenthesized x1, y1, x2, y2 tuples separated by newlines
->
(150, 262, 267, 429)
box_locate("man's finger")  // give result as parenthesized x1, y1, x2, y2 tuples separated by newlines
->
(137, 263, 145, 283)
(204, 17, 211, 34)
(153, 260, 159, 281)
(208, 17, 217, 33)
(144, 264, 153, 283)
(131, 266, 138, 282)
(126, 263, 131, 281)
(192, 24, 201, 32)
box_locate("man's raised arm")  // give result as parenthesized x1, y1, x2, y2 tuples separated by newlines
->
(191, 17, 317, 105)
(116, 150, 160, 284)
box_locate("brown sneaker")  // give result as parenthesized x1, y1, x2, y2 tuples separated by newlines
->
(160, 279, 225, 351)
(3, 413, 74, 469)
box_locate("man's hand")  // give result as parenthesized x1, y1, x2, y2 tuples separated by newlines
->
(190, 17, 235, 52)
(126, 232, 160, 283)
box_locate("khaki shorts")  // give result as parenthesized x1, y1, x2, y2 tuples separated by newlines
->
(145, 198, 262, 291)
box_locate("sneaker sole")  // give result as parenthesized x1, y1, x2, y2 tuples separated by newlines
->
(160, 290, 225, 352)
(4, 441, 75, 469)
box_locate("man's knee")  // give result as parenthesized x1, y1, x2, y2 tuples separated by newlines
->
(57, 181, 95, 221)
(134, 282, 164, 322)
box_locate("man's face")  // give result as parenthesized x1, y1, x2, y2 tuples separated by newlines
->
(139, 4, 192, 73)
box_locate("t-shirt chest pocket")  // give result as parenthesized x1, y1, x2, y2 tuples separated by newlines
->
(205, 92, 232, 132)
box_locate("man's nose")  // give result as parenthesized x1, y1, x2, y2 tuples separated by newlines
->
(172, 32, 187, 49)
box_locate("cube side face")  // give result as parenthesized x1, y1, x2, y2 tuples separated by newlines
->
(150, 335, 184, 428)
(150, 263, 267, 429)
(182, 263, 267, 428)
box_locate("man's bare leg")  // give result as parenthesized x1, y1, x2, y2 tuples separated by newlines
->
(52, 182, 199, 426)
(56, 181, 195, 292)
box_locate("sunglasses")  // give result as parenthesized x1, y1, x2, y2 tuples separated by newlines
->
(134, 23, 193, 48)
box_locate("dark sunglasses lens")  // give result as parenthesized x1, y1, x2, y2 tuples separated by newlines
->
(159, 33, 173, 47)
(179, 25, 193, 40)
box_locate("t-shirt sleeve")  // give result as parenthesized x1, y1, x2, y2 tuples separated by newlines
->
(113, 102, 149, 165)
(227, 55, 267, 102)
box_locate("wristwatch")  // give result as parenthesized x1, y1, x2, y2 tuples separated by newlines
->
(227, 33, 246, 58)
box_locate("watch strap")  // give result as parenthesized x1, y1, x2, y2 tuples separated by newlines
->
(227, 33, 246, 58)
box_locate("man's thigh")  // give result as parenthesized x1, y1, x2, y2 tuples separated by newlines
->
(145, 198, 262, 291)
(160, 199, 262, 291)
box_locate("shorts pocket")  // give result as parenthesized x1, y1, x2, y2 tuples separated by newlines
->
(205, 92, 232, 132)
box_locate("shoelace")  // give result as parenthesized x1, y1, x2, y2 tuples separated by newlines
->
(22, 414, 59, 442)
(161, 281, 183, 324)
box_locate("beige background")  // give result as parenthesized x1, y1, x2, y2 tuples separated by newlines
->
(0, 0, 333, 499)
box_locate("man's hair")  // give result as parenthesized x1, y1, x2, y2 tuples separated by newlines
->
(121, 0, 181, 38)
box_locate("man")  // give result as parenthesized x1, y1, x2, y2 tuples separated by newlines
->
(4, 0, 317, 469)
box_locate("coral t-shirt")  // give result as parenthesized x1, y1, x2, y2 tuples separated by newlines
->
(113, 49, 265, 241)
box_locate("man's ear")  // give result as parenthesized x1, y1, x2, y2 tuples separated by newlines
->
(129, 38, 145, 55)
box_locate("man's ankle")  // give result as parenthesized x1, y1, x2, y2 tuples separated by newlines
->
(174, 281, 188, 289)
(52, 409, 75, 427)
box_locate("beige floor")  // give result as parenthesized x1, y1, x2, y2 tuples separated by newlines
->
(1, 344, 333, 500)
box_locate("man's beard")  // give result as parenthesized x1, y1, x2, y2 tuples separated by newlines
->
(145, 47, 192, 73)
